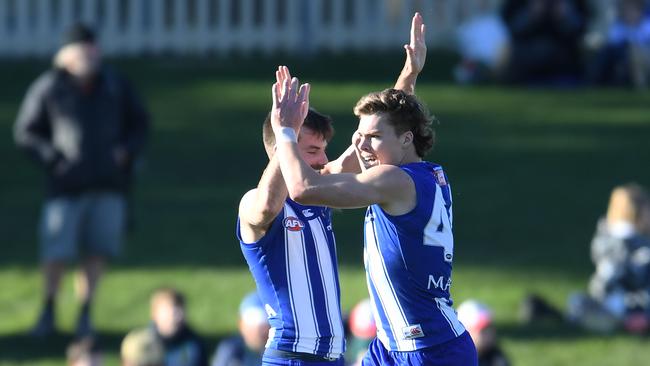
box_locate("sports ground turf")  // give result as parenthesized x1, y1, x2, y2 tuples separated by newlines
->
(1, 54, 649, 365)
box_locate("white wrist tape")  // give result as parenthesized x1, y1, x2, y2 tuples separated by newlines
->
(275, 127, 297, 143)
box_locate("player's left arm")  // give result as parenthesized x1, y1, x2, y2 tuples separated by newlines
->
(394, 12, 427, 95)
(320, 144, 360, 175)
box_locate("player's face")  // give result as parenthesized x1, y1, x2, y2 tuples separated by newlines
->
(297, 127, 329, 170)
(354, 113, 407, 169)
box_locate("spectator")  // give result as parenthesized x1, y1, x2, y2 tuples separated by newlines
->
(346, 299, 376, 366)
(568, 183, 650, 333)
(211, 292, 269, 366)
(454, 0, 510, 84)
(14, 23, 149, 337)
(122, 328, 165, 366)
(501, 0, 590, 85)
(66, 336, 103, 366)
(457, 300, 510, 366)
(151, 288, 208, 366)
(588, 0, 650, 88)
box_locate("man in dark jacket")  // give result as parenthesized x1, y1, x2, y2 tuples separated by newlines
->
(14, 23, 149, 337)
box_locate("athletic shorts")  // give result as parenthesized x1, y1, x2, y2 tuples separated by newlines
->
(39, 191, 126, 261)
(262, 349, 344, 366)
(361, 331, 477, 366)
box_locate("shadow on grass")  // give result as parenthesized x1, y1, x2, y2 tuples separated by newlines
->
(0, 330, 226, 362)
(498, 321, 649, 341)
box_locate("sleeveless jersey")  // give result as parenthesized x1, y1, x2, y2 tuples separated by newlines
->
(238, 199, 345, 358)
(364, 162, 465, 351)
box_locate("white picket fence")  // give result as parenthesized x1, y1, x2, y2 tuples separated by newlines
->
(0, 0, 605, 58)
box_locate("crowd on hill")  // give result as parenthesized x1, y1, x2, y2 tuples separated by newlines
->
(454, 0, 650, 89)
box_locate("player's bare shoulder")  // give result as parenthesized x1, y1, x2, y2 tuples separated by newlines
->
(238, 189, 259, 218)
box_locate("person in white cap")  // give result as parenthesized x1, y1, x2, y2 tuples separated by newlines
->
(457, 300, 510, 366)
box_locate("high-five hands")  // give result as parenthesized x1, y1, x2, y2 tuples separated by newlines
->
(403, 12, 427, 76)
(271, 66, 310, 136)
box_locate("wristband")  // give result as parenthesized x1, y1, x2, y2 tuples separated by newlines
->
(275, 127, 297, 143)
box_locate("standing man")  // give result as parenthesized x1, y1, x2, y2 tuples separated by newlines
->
(14, 23, 149, 337)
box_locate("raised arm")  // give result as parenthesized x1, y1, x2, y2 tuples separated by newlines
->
(238, 155, 288, 243)
(271, 67, 415, 214)
(238, 68, 306, 243)
(394, 12, 427, 95)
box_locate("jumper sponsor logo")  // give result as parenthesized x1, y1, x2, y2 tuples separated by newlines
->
(302, 209, 314, 218)
(283, 217, 305, 231)
(427, 275, 451, 291)
(402, 324, 425, 340)
(433, 169, 447, 186)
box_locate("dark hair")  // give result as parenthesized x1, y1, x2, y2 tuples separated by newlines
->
(263, 108, 335, 149)
(151, 287, 186, 308)
(63, 23, 96, 46)
(354, 88, 435, 157)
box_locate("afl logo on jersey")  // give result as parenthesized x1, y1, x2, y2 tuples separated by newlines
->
(283, 217, 305, 231)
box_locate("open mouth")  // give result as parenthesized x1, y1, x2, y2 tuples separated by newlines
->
(361, 155, 378, 165)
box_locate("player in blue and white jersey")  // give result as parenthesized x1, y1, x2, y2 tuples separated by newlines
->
(270, 68, 477, 365)
(238, 14, 430, 366)
(237, 101, 347, 365)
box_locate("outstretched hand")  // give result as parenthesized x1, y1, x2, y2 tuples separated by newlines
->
(403, 12, 427, 76)
(271, 66, 310, 134)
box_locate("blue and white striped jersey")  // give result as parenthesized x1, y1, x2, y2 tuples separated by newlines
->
(238, 199, 345, 359)
(364, 162, 465, 352)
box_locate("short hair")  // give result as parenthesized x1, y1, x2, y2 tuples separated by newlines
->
(62, 23, 96, 47)
(262, 108, 335, 150)
(151, 287, 185, 311)
(353, 88, 435, 157)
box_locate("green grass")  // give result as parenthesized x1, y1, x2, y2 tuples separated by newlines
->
(1, 54, 649, 365)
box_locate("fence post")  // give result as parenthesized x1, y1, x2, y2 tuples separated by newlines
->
(195, 0, 209, 55)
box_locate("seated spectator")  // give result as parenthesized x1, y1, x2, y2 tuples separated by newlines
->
(501, 0, 590, 85)
(346, 298, 376, 366)
(522, 184, 650, 334)
(66, 336, 103, 366)
(454, 0, 510, 84)
(457, 300, 510, 366)
(211, 292, 269, 366)
(569, 183, 650, 333)
(588, 0, 650, 88)
(151, 288, 208, 366)
(121, 327, 164, 366)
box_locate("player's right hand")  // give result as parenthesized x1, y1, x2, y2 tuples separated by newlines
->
(271, 66, 310, 134)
